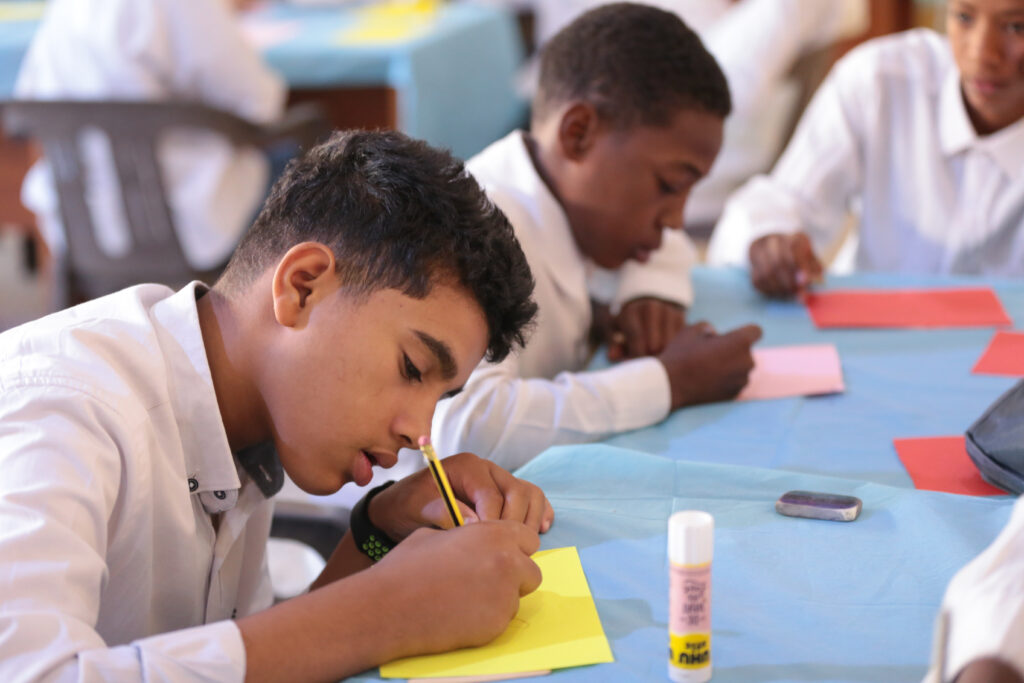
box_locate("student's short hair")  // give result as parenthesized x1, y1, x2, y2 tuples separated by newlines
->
(219, 130, 537, 363)
(533, 2, 731, 128)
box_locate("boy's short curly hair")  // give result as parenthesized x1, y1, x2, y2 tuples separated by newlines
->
(534, 2, 731, 128)
(218, 130, 537, 363)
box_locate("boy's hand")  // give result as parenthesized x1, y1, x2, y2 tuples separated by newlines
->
(658, 323, 762, 410)
(748, 232, 823, 298)
(369, 452, 554, 541)
(608, 297, 686, 361)
(370, 520, 542, 659)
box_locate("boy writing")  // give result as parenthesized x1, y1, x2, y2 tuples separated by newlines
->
(706, 0, 1024, 297)
(431, 3, 762, 469)
(0, 131, 552, 681)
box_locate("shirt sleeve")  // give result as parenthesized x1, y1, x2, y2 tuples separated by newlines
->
(590, 228, 698, 314)
(921, 497, 1024, 682)
(432, 353, 671, 470)
(0, 382, 247, 683)
(705, 46, 868, 267)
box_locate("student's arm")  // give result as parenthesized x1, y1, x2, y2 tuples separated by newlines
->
(705, 46, 869, 288)
(431, 348, 671, 469)
(0, 385, 250, 681)
(923, 498, 1024, 683)
(159, 0, 287, 122)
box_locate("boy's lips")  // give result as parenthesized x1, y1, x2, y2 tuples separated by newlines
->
(967, 77, 1010, 98)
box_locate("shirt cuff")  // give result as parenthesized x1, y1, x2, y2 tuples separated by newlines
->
(588, 356, 671, 431)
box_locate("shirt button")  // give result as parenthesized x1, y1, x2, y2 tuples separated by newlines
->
(188, 478, 198, 492)
(214, 490, 226, 500)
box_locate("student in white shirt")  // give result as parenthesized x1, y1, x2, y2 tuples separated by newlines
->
(0, 130, 552, 681)
(527, 0, 868, 228)
(706, 0, 1024, 297)
(431, 4, 761, 469)
(16, 0, 286, 275)
(922, 495, 1024, 683)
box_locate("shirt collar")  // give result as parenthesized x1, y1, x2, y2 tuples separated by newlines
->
(939, 68, 1024, 176)
(503, 130, 589, 293)
(150, 282, 241, 497)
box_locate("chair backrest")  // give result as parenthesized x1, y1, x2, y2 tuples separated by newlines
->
(1, 100, 273, 300)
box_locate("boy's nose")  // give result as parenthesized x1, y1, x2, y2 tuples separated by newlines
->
(394, 404, 435, 449)
(968, 19, 1004, 68)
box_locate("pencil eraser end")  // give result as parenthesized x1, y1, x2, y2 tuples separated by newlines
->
(417, 435, 431, 447)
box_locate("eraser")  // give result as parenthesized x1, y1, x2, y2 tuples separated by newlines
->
(775, 490, 862, 522)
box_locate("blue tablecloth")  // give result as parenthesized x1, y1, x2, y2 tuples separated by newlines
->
(0, 1, 527, 159)
(351, 266, 1021, 683)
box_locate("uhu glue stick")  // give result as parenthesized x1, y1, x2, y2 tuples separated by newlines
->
(668, 510, 713, 682)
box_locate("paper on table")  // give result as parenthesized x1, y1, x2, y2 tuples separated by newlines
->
(337, 0, 439, 45)
(738, 344, 844, 401)
(893, 436, 1006, 496)
(972, 331, 1024, 376)
(0, 1, 44, 22)
(380, 546, 613, 679)
(805, 288, 1012, 329)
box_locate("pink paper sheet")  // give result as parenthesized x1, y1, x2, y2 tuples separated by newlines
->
(805, 288, 1011, 329)
(738, 344, 844, 401)
(893, 436, 1006, 496)
(972, 331, 1024, 376)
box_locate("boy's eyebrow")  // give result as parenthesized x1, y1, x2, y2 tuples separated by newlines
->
(414, 330, 457, 380)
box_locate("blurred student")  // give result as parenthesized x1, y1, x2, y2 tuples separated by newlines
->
(707, 0, 1024, 297)
(0, 131, 552, 681)
(16, 0, 285, 278)
(429, 3, 761, 469)
(923, 495, 1024, 683)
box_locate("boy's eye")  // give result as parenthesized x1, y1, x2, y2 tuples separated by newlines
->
(953, 11, 972, 25)
(403, 354, 423, 383)
(657, 177, 680, 195)
(1006, 21, 1024, 35)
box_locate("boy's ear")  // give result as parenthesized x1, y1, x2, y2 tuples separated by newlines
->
(271, 242, 338, 328)
(557, 101, 601, 161)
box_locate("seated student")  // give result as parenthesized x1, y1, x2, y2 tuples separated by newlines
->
(706, 0, 1024, 297)
(922, 496, 1024, 683)
(0, 130, 552, 680)
(429, 3, 762, 469)
(17, 0, 285, 278)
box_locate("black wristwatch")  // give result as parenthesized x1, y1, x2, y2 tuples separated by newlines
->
(350, 481, 398, 562)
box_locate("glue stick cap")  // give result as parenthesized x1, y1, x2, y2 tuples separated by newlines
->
(668, 511, 714, 565)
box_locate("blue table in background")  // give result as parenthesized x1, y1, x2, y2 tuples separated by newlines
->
(0, 1, 527, 159)
(352, 266, 1020, 683)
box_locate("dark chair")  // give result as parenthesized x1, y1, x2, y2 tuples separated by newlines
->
(0, 99, 330, 301)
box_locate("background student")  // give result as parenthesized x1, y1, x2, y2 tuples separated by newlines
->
(706, 0, 1024, 297)
(16, 0, 286, 282)
(425, 3, 761, 470)
(0, 130, 552, 681)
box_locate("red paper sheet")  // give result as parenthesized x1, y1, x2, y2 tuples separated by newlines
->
(973, 331, 1024, 376)
(805, 288, 1011, 329)
(893, 436, 1006, 496)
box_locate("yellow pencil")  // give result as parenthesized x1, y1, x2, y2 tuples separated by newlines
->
(418, 435, 464, 528)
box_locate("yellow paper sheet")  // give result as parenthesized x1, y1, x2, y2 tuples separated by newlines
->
(380, 546, 614, 679)
(0, 2, 44, 22)
(336, 0, 438, 46)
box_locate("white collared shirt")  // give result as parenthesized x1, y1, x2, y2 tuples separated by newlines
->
(427, 130, 692, 469)
(922, 495, 1024, 682)
(16, 0, 286, 271)
(0, 283, 274, 682)
(707, 29, 1024, 275)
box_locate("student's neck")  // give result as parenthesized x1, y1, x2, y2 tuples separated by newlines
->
(197, 290, 270, 453)
(523, 129, 567, 210)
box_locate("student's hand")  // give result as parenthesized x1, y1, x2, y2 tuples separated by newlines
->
(748, 232, 824, 298)
(955, 657, 1024, 683)
(369, 452, 554, 541)
(657, 322, 762, 410)
(370, 520, 543, 659)
(608, 297, 686, 361)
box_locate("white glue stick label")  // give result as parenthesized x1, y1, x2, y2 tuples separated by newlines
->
(669, 562, 711, 671)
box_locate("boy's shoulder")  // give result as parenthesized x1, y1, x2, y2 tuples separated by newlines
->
(834, 28, 952, 96)
(0, 284, 189, 413)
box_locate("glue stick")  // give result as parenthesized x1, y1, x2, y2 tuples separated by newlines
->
(668, 510, 713, 682)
